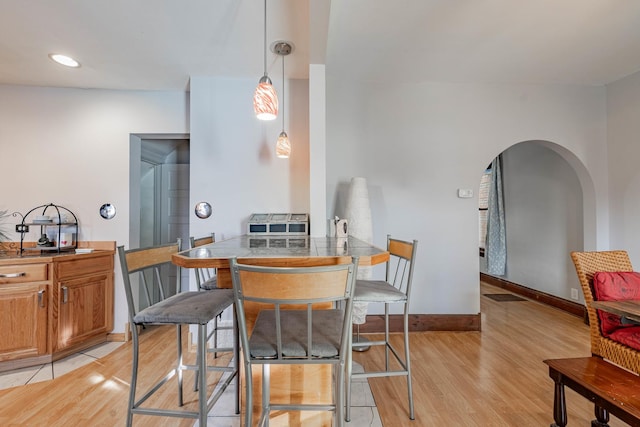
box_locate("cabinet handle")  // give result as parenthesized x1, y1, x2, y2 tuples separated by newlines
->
(0, 272, 26, 278)
(38, 289, 45, 308)
(62, 286, 68, 304)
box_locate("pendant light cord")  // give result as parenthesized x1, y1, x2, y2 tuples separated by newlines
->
(263, 0, 267, 76)
(282, 53, 285, 131)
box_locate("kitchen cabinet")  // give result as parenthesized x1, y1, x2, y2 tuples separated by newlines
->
(0, 243, 114, 371)
(0, 263, 49, 362)
(54, 253, 113, 354)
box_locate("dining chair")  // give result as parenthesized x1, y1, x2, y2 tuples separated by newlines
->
(190, 233, 218, 290)
(230, 256, 358, 427)
(118, 239, 239, 426)
(571, 250, 640, 374)
(346, 235, 418, 421)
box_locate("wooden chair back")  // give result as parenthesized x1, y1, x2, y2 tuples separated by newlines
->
(230, 257, 358, 357)
(118, 239, 181, 321)
(385, 235, 418, 299)
(189, 233, 216, 289)
(190, 233, 215, 248)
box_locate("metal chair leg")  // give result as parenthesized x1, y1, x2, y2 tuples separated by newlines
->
(384, 304, 390, 371)
(126, 326, 139, 427)
(234, 306, 241, 414)
(244, 359, 253, 427)
(345, 329, 353, 422)
(336, 361, 345, 427)
(176, 325, 184, 406)
(404, 308, 415, 420)
(198, 323, 208, 427)
(261, 364, 271, 427)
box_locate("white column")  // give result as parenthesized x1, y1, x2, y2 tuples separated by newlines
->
(309, 64, 326, 237)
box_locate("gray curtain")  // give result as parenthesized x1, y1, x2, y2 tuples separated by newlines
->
(486, 154, 507, 275)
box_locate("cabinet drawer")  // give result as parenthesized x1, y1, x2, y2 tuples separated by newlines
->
(0, 264, 48, 284)
(55, 254, 113, 280)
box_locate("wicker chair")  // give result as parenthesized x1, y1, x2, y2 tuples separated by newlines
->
(570, 250, 640, 374)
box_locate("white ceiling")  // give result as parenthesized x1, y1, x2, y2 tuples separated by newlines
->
(1, 0, 639, 91)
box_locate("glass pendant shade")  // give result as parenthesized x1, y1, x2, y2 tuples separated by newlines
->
(275, 131, 291, 158)
(253, 76, 278, 120)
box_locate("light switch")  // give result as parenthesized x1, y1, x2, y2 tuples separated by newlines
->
(457, 188, 473, 198)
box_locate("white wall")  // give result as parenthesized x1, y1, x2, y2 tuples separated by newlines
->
(0, 84, 189, 333)
(607, 70, 640, 265)
(0, 72, 625, 329)
(493, 142, 584, 301)
(0, 78, 310, 334)
(188, 76, 310, 242)
(326, 80, 608, 315)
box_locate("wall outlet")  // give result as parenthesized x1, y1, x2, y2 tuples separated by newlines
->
(571, 288, 579, 300)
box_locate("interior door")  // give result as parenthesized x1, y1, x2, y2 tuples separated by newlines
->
(159, 164, 190, 293)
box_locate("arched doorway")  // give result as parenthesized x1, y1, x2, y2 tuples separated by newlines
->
(478, 140, 596, 305)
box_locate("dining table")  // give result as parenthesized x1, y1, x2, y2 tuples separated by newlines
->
(591, 300, 640, 325)
(172, 234, 389, 286)
(172, 234, 389, 426)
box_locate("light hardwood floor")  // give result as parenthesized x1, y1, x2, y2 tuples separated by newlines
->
(0, 282, 629, 426)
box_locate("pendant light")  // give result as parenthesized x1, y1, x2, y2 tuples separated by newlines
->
(253, 0, 278, 120)
(273, 42, 292, 158)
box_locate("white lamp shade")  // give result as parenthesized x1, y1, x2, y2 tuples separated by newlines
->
(275, 131, 291, 158)
(253, 82, 278, 120)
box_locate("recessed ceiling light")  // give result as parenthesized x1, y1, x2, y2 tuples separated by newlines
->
(48, 53, 80, 68)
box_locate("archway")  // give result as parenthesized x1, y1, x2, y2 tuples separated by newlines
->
(478, 140, 596, 304)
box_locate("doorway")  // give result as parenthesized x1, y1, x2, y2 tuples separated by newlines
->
(478, 141, 584, 303)
(129, 133, 190, 307)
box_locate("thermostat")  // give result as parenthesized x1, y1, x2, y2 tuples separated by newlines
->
(457, 189, 473, 198)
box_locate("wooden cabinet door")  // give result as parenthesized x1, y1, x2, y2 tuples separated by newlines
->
(56, 273, 110, 351)
(0, 283, 48, 361)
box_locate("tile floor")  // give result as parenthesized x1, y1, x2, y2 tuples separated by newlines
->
(0, 341, 381, 426)
(202, 324, 382, 426)
(0, 341, 125, 390)
(200, 361, 382, 426)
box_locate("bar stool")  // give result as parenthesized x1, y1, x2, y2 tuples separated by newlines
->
(230, 257, 358, 427)
(346, 235, 418, 421)
(190, 233, 233, 357)
(118, 239, 239, 426)
(190, 232, 239, 401)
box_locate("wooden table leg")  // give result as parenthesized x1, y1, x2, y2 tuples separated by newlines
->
(217, 267, 232, 288)
(551, 379, 567, 427)
(592, 405, 610, 427)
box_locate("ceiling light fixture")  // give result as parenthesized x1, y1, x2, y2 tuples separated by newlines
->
(48, 53, 80, 68)
(273, 41, 292, 159)
(253, 0, 277, 121)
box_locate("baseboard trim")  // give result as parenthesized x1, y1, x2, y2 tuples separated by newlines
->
(107, 332, 126, 342)
(108, 274, 579, 336)
(357, 313, 481, 333)
(480, 272, 586, 319)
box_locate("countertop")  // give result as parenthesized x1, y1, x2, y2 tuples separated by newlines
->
(0, 241, 115, 265)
